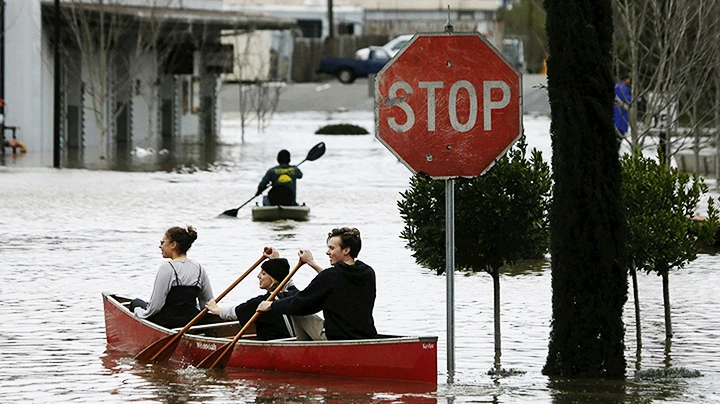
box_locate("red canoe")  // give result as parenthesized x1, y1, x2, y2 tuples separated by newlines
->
(103, 293, 438, 384)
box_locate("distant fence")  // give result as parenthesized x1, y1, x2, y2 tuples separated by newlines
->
(291, 35, 389, 83)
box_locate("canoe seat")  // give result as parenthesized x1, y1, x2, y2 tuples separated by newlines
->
(268, 337, 297, 342)
(174, 321, 238, 332)
(175, 321, 257, 339)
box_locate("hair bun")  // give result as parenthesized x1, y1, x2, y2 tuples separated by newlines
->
(186, 225, 198, 241)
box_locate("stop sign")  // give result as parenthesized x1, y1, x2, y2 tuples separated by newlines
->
(375, 33, 522, 178)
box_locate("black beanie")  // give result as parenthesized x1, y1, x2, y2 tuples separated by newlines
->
(261, 258, 290, 282)
(277, 149, 291, 164)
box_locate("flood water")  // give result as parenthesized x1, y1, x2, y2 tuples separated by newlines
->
(2, 111, 720, 403)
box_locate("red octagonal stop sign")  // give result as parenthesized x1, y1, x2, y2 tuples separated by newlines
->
(375, 33, 522, 179)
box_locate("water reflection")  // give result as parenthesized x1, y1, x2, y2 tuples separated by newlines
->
(101, 350, 437, 403)
(548, 378, 629, 404)
(500, 258, 548, 277)
(548, 377, 698, 404)
(59, 135, 232, 173)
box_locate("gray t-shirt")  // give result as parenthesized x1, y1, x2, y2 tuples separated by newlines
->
(134, 260, 213, 319)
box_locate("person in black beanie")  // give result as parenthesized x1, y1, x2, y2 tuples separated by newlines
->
(257, 227, 377, 341)
(206, 257, 298, 340)
(256, 149, 303, 206)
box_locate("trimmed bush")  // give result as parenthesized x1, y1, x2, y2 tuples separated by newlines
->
(315, 124, 369, 135)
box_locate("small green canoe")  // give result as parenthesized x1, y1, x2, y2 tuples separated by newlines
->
(251, 204, 310, 222)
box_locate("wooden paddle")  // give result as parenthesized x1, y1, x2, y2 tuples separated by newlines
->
(220, 142, 327, 217)
(196, 258, 305, 369)
(134, 248, 271, 363)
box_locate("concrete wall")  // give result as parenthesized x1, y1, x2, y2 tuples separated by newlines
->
(5, 0, 47, 164)
(41, 18, 55, 159)
(130, 52, 159, 149)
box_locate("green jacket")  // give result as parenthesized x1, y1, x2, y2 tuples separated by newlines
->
(257, 164, 303, 203)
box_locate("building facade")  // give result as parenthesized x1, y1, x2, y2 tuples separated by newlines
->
(1, 0, 294, 168)
(225, 0, 504, 44)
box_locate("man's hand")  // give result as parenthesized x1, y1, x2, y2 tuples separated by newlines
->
(298, 249, 315, 264)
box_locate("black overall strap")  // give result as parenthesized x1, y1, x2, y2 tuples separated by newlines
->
(195, 263, 202, 286)
(168, 262, 181, 285)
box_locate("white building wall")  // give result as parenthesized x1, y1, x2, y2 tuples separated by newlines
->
(89, 0, 224, 10)
(130, 52, 158, 150)
(180, 74, 200, 139)
(224, 3, 363, 38)
(221, 31, 272, 82)
(81, 48, 100, 152)
(2, 0, 257, 167)
(41, 20, 55, 160)
(5, 0, 48, 164)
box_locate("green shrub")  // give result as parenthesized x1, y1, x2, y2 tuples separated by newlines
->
(398, 135, 551, 275)
(315, 124, 369, 135)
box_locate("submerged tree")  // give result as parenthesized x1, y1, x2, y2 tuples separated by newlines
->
(224, 29, 284, 142)
(62, 0, 129, 161)
(622, 151, 718, 340)
(498, 0, 547, 73)
(398, 136, 551, 372)
(542, 0, 629, 378)
(612, 0, 720, 166)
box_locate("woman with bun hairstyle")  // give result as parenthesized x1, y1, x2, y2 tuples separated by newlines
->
(206, 257, 298, 340)
(130, 226, 214, 329)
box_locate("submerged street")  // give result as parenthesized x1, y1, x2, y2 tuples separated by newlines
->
(1, 103, 720, 402)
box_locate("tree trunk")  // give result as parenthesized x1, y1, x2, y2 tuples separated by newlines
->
(715, 72, 719, 187)
(662, 269, 673, 338)
(493, 268, 502, 372)
(239, 82, 246, 143)
(631, 267, 642, 351)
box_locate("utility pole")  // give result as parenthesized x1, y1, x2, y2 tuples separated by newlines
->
(327, 0, 334, 38)
(53, 0, 61, 168)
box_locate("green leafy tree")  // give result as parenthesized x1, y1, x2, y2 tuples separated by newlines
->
(398, 136, 551, 371)
(498, 0, 548, 73)
(622, 151, 718, 341)
(542, 0, 629, 379)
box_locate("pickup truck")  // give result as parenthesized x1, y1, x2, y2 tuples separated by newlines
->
(317, 47, 391, 84)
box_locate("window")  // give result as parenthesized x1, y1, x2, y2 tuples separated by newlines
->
(297, 20, 322, 38)
(337, 22, 355, 35)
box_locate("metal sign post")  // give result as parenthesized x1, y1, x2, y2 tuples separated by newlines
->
(445, 177, 455, 383)
(374, 10, 521, 385)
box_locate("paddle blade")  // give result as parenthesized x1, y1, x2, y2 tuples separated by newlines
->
(135, 334, 181, 362)
(220, 208, 239, 217)
(196, 342, 233, 369)
(305, 142, 326, 162)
